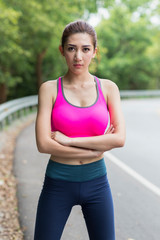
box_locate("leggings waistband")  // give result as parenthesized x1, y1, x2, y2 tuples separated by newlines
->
(45, 158, 107, 182)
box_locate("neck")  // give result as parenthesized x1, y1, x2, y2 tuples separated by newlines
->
(63, 70, 94, 85)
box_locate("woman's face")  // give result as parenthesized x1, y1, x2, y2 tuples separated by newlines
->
(59, 33, 97, 74)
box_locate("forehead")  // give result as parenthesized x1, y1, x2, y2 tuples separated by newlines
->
(66, 33, 93, 46)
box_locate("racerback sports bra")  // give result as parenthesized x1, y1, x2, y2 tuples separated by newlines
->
(51, 76, 110, 137)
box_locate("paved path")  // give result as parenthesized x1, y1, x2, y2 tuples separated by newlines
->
(14, 99, 160, 240)
(14, 121, 89, 240)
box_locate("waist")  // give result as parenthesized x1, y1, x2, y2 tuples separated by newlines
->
(45, 158, 107, 182)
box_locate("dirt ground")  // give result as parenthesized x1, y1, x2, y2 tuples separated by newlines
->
(0, 113, 36, 240)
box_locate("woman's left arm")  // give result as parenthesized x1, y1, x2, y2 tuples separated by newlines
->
(52, 81, 126, 151)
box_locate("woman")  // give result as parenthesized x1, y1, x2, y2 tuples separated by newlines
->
(34, 20, 125, 240)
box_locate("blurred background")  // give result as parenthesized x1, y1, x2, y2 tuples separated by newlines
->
(0, 0, 160, 103)
(0, 1, 160, 239)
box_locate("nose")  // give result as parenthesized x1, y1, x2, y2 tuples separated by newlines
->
(74, 50, 82, 61)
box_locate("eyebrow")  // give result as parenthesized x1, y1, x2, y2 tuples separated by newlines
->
(67, 44, 92, 47)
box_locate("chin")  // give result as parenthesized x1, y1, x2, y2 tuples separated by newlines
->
(70, 68, 84, 75)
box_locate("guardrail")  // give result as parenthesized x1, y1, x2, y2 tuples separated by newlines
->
(0, 95, 38, 130)
(0, 90, 160, 130)
(120, 90, 160, 98)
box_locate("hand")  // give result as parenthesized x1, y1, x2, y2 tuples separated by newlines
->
(51, 131, 71, 146)
(92, 150, 104, 158)
(105, 124, 115, 134)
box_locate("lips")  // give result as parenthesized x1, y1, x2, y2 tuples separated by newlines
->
(73, 64, 82, 68)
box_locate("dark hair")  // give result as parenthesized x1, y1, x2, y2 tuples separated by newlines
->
(61, 20, 97, 50)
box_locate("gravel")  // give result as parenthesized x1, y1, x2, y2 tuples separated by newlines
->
(0, 113, 36, 240)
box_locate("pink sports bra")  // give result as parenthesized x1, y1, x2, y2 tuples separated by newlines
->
(51, 76, 110, 137)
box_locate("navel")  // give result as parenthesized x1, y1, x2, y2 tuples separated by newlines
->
(79, 161, 83, 165)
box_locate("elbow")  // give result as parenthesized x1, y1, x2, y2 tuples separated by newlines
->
(36, 140, 49, 154)
(37, 146, 45, 154)
(36, 137, 58, 155)
(37, 144, 46, 154)
(117, 135, 125, 148)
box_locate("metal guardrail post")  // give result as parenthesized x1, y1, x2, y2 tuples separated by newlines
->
(0, 95, 38, 131)
(120, 90, 160, 98)
(0, 90, 160, 131)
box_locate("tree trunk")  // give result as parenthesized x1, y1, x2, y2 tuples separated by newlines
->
(36, 49, 47, 90)
(0, 83, 7, 103)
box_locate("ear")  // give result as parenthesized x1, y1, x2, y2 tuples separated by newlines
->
(92, 47, 97, 58)
(59, 45, 64, 56)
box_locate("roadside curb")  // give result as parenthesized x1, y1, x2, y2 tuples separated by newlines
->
(0, 113, 36, 240)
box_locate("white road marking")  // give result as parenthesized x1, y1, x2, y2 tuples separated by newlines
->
(104, 152, 160, 198)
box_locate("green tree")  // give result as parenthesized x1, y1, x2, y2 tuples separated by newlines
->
(0, 1, 29, 102)
(1, 0, 99, 101)
(1, 0, 159, 101)
(104, 0, 154, 12)
(146, 29, 160, 89)
(95, 5, 155, 89)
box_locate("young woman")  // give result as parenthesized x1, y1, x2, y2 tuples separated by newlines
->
(34, 20, 125, 240)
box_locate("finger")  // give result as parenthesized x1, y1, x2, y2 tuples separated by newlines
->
(110, 127, 115, 133)
(106, 125, 114, 134)
(106, 124, 113, 133)
(109, 127, 114, 134)
(51, 131, 55, 139)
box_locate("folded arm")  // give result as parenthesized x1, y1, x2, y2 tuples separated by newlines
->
(52, 81, 126, 151)
(35, 81, 103, 159)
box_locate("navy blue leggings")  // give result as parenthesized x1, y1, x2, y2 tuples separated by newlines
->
(34, 174, 115, 240)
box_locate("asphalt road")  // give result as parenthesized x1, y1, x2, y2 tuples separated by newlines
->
(13, 98, 160, 240)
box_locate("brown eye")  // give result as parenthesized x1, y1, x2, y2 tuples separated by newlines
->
(83, 48, 90, 52)
(68, 47, 75, 51)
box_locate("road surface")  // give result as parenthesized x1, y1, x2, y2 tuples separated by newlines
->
(13, 98, 160, 240)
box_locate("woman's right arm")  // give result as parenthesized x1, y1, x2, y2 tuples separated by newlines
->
(35, 81, 103, 159)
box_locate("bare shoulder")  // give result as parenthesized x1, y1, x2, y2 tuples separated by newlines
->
(100, 78, 119, 90)
(99, 78, 120, 99)
(39, 79, 57, 93)
(39, 79, 58, 100)
(37, 79, 58, 109)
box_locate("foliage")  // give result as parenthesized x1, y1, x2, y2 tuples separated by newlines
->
(0, 1, 28, 89)
(95, 3, 159, 89)
(146, 28, 160, 88)
(0, 0, 159, 102)
(0, 0, 99, 100)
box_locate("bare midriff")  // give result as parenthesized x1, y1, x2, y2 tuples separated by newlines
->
(50, 153, 104, 165)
